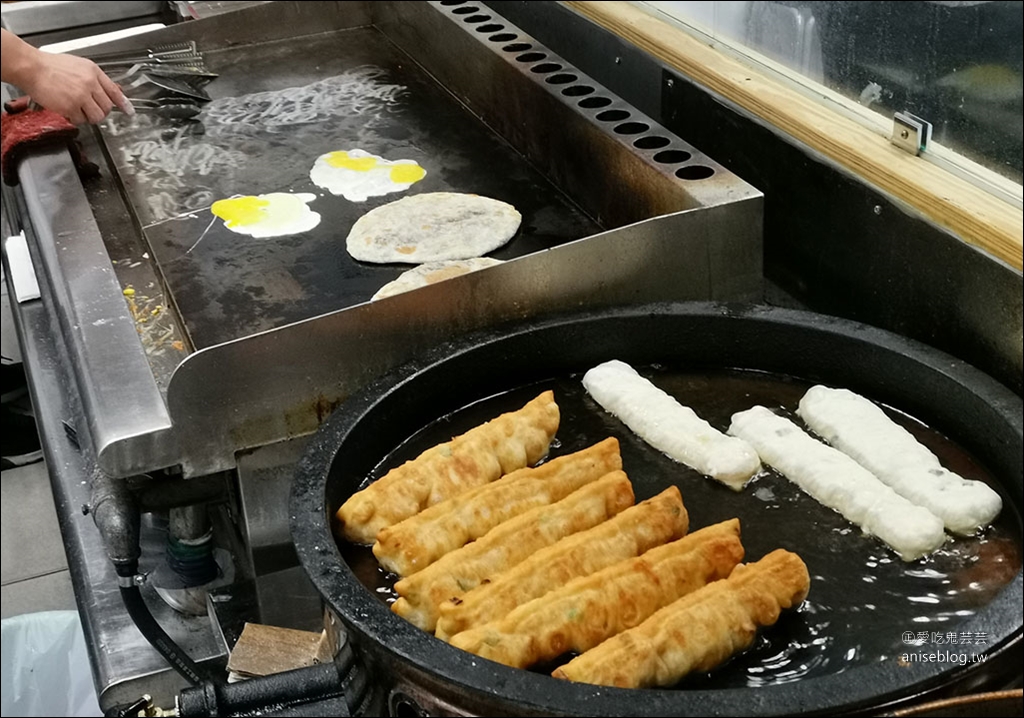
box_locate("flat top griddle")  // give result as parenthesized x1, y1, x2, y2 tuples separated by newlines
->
(100, 27, 600, 349)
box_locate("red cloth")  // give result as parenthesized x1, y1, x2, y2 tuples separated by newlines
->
(1, 98, 97, 185)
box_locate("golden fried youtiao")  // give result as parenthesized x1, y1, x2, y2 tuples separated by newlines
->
(435, 486, 689, 641)
(391, 471, 634, 631)
(374, 438, 621, 576)
(552, 549, 810, 688)
(336, 391, 559, 544)
(449, 519, 743, 667)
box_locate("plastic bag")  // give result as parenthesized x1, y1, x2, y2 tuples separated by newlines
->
(1, 610, 102, 717)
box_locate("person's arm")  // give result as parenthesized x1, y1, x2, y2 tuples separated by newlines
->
(1, 28, 133, 124)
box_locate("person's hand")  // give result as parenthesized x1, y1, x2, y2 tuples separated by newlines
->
(1, 28, 133, 124)
(23, 52, 133, 125)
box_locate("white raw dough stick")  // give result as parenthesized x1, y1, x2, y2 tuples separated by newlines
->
(346, 192, 521, 264)
(728, 405, 946, 561)
(797, 385, 1002, 534)
(582, 360, 760, 490)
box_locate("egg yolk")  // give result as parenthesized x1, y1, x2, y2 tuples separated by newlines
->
(325, 151, 379, 172)
(323, 150, 426, 184)
(390, 164, 427, 184)
(211, 196, 270, 227)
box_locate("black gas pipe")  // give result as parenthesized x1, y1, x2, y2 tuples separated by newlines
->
(90, 471, 214, 686)
(91, 472, 371, 716)
(177, 653, 357, 717)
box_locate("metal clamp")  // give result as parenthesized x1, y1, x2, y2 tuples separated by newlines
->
(891, 112, 932, 156)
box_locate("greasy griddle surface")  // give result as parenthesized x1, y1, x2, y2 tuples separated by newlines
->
(100, 28, 599, 348)
(341, 368, 1021, 690)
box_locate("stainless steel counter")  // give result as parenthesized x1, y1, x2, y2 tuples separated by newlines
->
(0, 194, 224, 711)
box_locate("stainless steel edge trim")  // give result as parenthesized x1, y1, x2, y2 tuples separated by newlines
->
(0, 1, 164, 36)
(60, 1, 370, 60)
(18, 147, 180, 476)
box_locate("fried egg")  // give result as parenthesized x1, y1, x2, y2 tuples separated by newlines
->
(210, 193, 321, 238)
(309, 149, 426, 202)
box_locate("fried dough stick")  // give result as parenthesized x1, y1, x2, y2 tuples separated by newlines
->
(337, 391, 560, 544)
(449, 519, 743, 668)
(374, 438, 622, 576)
(392, 471, 634, 631)
(436, 486, 689, 641)
(552, 549, 810, 688)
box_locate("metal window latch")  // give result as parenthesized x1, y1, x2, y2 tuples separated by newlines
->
(891, 112, 932, 156)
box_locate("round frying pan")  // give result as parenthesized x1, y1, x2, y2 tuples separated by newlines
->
(292, 302, 1023, 716)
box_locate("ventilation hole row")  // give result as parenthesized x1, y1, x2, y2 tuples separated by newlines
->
(443, 2, 718, 182)
(589, 104, 716, 178)
(448, 5, 504, 39)
(442, 1, 515, 41)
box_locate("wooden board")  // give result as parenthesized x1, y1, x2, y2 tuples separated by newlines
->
(227, 622, 332, 678)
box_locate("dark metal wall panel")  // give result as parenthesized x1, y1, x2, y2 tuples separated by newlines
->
(663, 74, 1023, 397)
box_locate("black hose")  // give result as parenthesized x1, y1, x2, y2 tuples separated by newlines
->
(90, 468, 214, 688)
(178, 661, 352, 717)
(119, 580, 211, 686)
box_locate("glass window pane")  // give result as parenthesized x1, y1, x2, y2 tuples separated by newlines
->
(648, 1, 1023, 183)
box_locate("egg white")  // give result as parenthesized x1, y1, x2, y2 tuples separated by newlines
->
(309, 148, 426, 202)
(211, 192, 321, 238)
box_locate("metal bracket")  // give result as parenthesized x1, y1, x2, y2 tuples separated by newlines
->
(891, 112, 932, 156)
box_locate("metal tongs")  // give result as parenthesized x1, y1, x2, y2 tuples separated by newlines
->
(121, 71, 212, 104)
(89, 41, 216, 120)
(130, 98, 203, 120)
